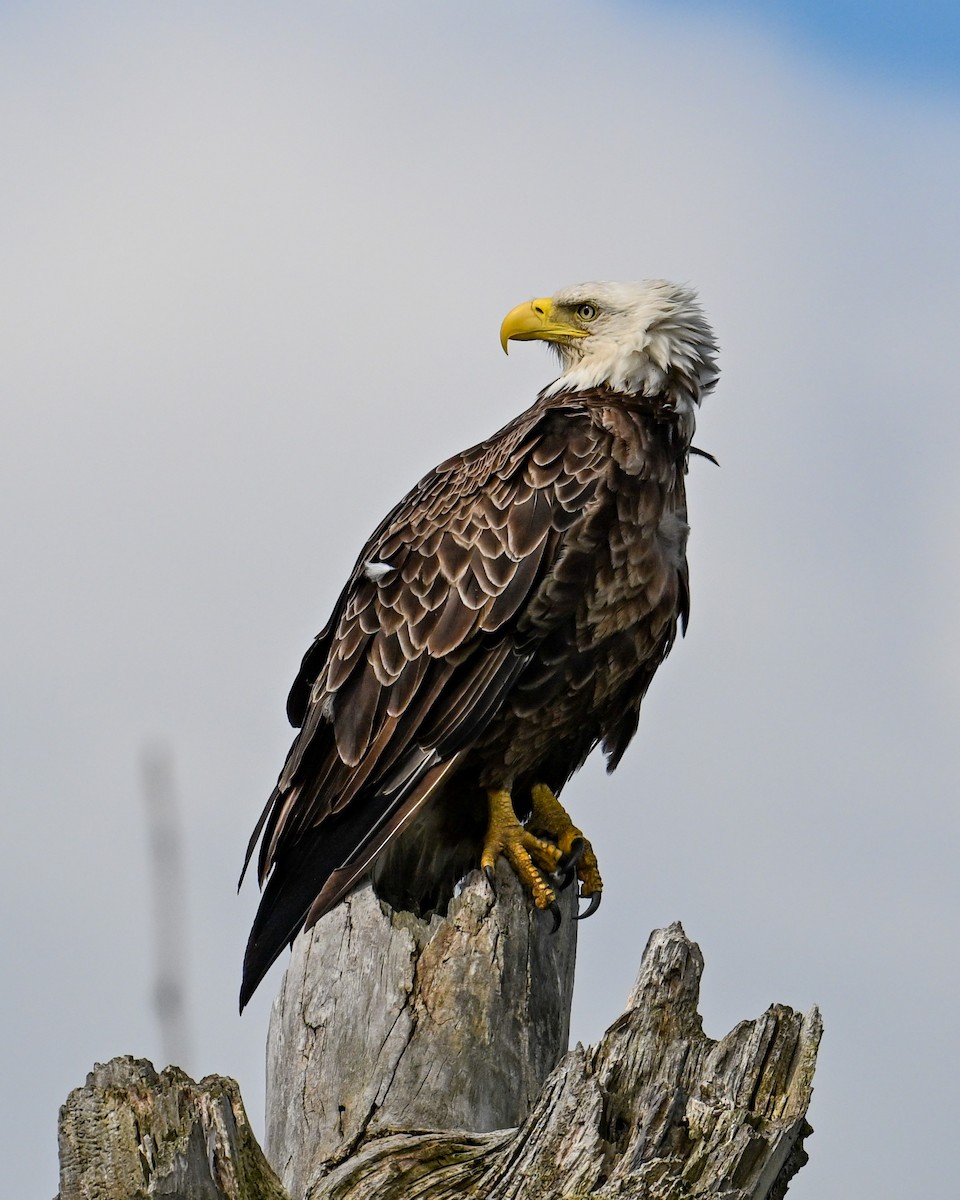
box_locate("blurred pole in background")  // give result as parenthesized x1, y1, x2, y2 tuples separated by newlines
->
(141, 743, 193, 1071)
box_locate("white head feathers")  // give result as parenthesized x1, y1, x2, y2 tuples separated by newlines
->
(542, 280, 719, 408)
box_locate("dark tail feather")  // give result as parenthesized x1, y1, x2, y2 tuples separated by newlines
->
(239, 824, 329, 1011)
(239, 795, 397, 1011)
(238, 752, 462, 1011)
(237, 786, 280, 891)
(303, 755, 462, 927)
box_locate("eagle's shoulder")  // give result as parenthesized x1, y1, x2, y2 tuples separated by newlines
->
(280, 398, 621, 776)
(283, 399, 587, 730)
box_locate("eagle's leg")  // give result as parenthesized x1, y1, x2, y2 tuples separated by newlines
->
(482, 788, 564, 926)
(529, 783, 603, 917)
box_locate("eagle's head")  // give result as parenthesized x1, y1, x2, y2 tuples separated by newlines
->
(500, 280, 718, 408)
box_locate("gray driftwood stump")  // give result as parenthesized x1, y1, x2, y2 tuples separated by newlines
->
(57, 863, 821, 1199)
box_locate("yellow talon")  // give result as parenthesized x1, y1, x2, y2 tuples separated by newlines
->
(482, 785, 603, 918)
(529, 783, 603, 904)
(482, 789, 558, 911)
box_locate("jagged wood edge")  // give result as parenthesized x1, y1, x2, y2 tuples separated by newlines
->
(56, 919, 821, 1200)
(306, 923, 822, 1200)
(57, 1057, 288, 1200)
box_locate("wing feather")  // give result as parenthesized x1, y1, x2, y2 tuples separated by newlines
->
(240, 399, 616, 1006)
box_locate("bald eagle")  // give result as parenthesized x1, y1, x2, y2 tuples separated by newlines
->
(240, 281, 719, 1009)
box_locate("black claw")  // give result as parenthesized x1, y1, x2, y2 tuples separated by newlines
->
(556, 837, 585, 875)
(576, 891, 602, 920)
(556, 865, 577, 891)
(484, 864, 497, 895)
(547, 899, 562, 933)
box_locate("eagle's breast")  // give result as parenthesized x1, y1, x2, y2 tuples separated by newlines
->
(473, 397, 690, 785)
(569, 398, 688, 648)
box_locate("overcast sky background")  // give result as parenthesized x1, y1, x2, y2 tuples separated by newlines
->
(3, 3, 958, 1196)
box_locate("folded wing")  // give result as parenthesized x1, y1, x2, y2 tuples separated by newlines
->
(239, 403, 607, 1007)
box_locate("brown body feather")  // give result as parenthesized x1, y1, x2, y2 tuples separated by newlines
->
(240, 386, 696, 1008)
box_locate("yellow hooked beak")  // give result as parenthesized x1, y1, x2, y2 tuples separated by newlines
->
(499, 297, 591, 354)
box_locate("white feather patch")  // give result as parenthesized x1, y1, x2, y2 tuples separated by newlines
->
(363, 560, 393, 581)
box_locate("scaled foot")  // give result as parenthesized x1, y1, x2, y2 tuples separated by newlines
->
(481, 786, 603, 927)
(529, 783, 602, 918)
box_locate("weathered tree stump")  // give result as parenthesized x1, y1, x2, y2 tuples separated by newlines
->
(265, 861, 578, 1196)
(57, 1058, 286, 1200)
(57, 864, 821, 1199)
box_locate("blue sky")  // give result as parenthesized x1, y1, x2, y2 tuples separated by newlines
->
(646, 0, 960, 90)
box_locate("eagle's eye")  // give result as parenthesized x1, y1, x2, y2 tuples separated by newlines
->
(576, 303, 598, 321)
